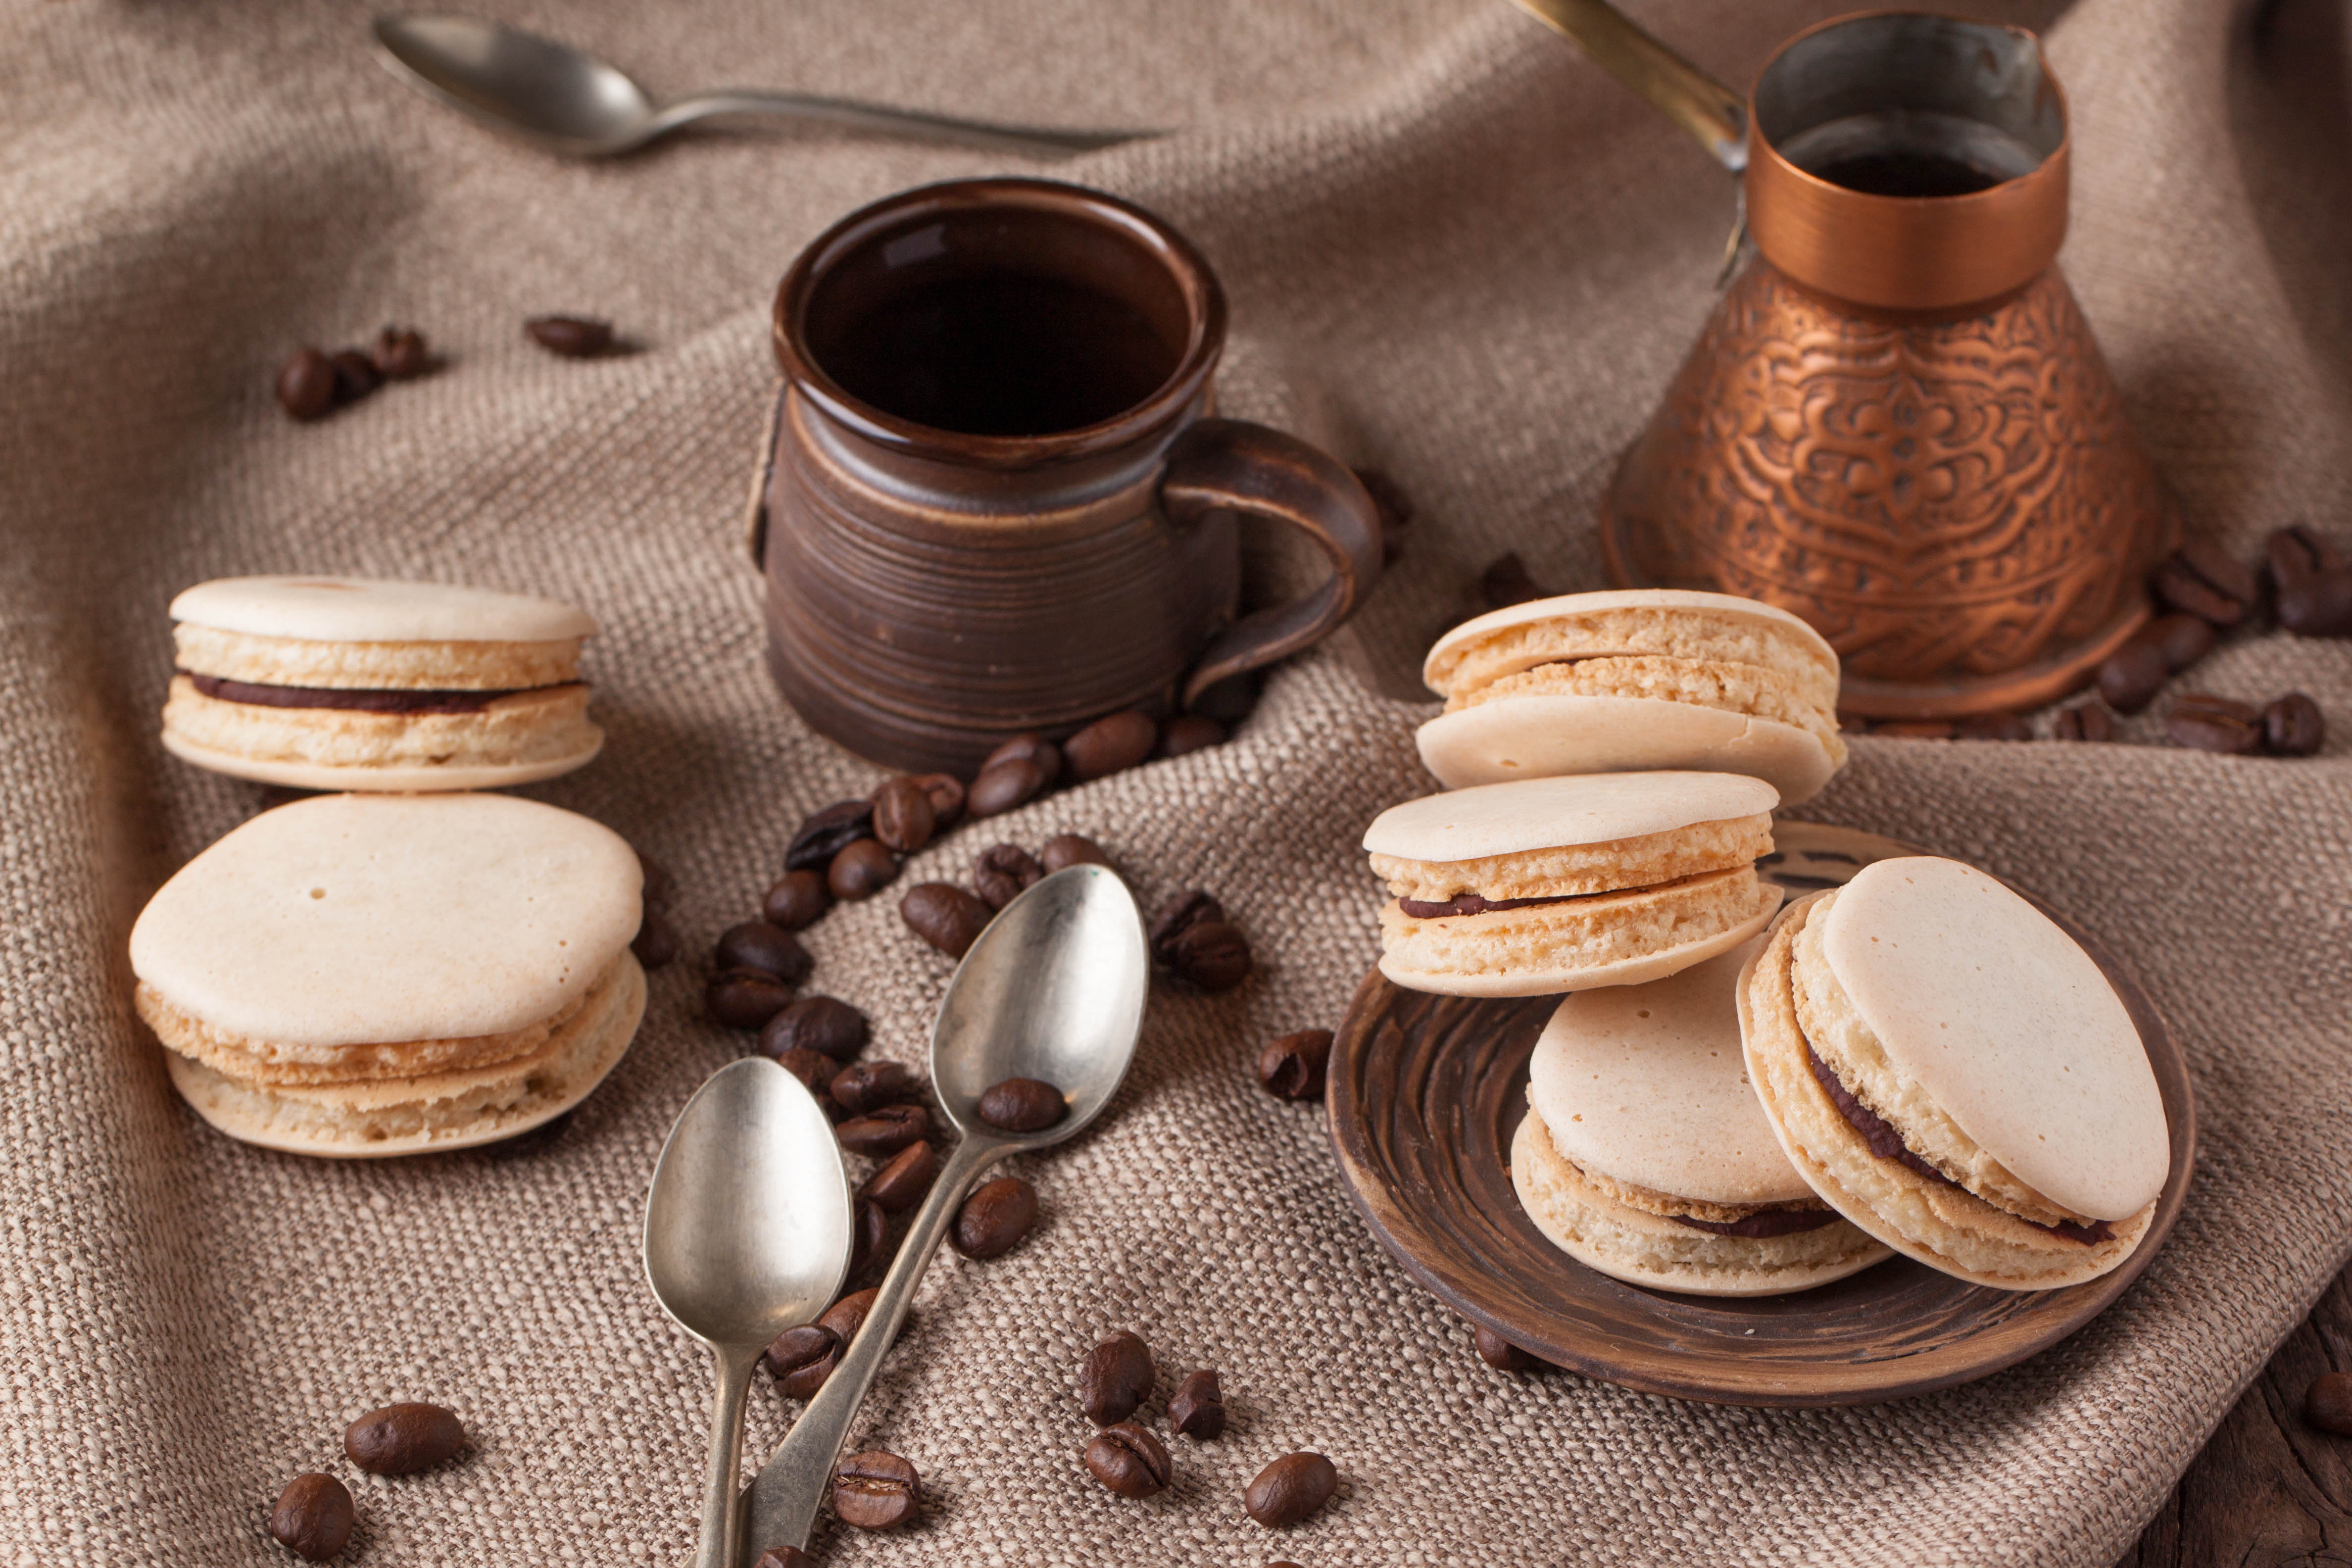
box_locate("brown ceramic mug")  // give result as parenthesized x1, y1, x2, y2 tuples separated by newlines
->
(753, 178, 1383, 776)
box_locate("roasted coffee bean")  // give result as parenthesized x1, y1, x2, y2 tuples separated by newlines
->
(848, 1198, 890, 1279)
(1191, 670, 1262, 727)
(1244, 1451, 1339, 1527)
(328, 348, 383, 403)
(2097, 638, 2169, 715)
(952, 1175, 1037, 1258)
(913, 772, 966, 829)
(371, 325, 431, 379)
(632, 847, 673, 907)
(1065, 709, 1158, 782)
(829, 838, 900, 900)
(716, 922, 815, 986)
(2306, 1371, 2352, 1434)
(2151, 539, 2258, 626)
(1167, 1369, 1225, 1440)
(2167, 692, 2265, 754)
(2148, 612, 2217, 672)
(2264, 691, 2326, 755)
(832, 1449, 921, 1529)
(869, 776, 937, 854)
(1954, 712, 2031, 741)
(270, 1473, 354, 1560)
(1479, 551, 1549, 610)
(1082, 1330, 1155, 1424)
(1257, 1029, 1332, 1101)
(1157, 714, 1226, 758)
(525, 314, 614, 357)
(820, 1286, 882, 1344)
(760, 995, 869, 1062)
(968, 758, 1047, 818)
(974, 843, 1045, 910)
(837, 1102, 929, 1156)
(979, 1076, 1066, 1131)
(831, 1060, 916, 1115)
(707, 968, 796, 1030)
(1039, 833, 1113, 873)
(763, 869, 832, 931)
(764, 1323, 843, 1398)
(630, 910, 680, 970)
(981, 731, 1064, 783)
(1872, 720, 1955, 739)
(1150, 890, 1226, 962)
(344, 1401, 464, 1474)
(1474, 1324, 1535, 1371)
(768, 1045, 838, 1098)
(860, 1138, 939, 1212)
(2051, 704, 2116, 743)
(900, 882, 994, 958)
(2270, 525, 2352, 636)
(1168, 920, 1253, 991)
(754, 1547, 814, 1568)
(1083, 1422, 1171, 1499)
(786, 800, 875, 872)
(276, 347, 338, 420)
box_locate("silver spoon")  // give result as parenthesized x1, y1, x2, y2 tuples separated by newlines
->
(736, 864, 1148, 1565)
(645, 1057, 854, 1568)
(371, 14, 1154, 160)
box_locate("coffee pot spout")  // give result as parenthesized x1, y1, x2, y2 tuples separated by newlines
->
(1506, 0, 1747, 172)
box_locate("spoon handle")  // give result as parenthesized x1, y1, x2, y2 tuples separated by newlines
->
(647, 91, 1149, 158)
(735, 1135, 1006, 1564)
(695, 1347, 762, 1568)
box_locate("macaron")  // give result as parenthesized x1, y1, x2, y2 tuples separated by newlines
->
(160, 575, 603, 791)
(1739, 857, 2169, 1290)
(130, 792, 645, 1156)
(1362, 772, 1783, 996)
(1512, 938, 1890, 1295)
(1417, 589, 1847, 804)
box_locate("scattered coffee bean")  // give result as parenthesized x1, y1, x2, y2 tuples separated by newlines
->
(2152, 539, 2258, 626)
(270, 1473, 354, 1560)
(1150, 890, 1226, 963)
(1257, 1029, 1332, 1101)
(974, 843, 1045, 910)
(819, 1286, 881, 1345)
(981, 732, 1064, 783)
(1082, 1330, 1155, 1424)
(2147, 612, 2217, 672)
(275, 347, 338, 420)
(769, 1045, 839, 1102)
(848, 1198, 890, 1278)
(328, 348, 383, 403)
(1167, 1370, 1225, 1440)
(1158, 714, 1226, 758)
(1479, 551, 1549, 610)
(707, 968, 796, 1030)
(1039, 833, 1113, 873)
(1191, 670, 1262, 727)
(979, 1076, 1066, 1131)
(831, 1060, 916, 1116)
(371, 325, 431, 380)
(344, 1401, 464, 1475)
(2307, 1371, 2352, 1434)
(1268, 1562, 1307, 1568)
(952, 1175, 1037, 1258)
(717, 922, 815, 986)
(2097, 638, 2169, 715)
(860, 1138, 940, 1212)
(633, 848, 673, 908)
(786, 800, 875, 873)
(1065, 709, 1158, 781)
(1084, 1422, 1171, 1499)
(829, 838, 900, 900)
(913, 772, 966, 829)
(831, 1449, 921, 1530)
(1244, 1451, 1338, 1527)
(968, 758, 1048, 818)
(759, 995, 869, 1062)
(630, 910, 680, 970)
(1872, 720, 1955, 739)
(900, 882, 994, 958)
(2052, 703, 2115, 742)
(837, 1102, 929, 1156)
(2270, 525, 2352, 636)
(764, 1323, 842, 1399)
(1168, 919, 1253, 991)
(754, 1548, 814, 1568)
(763, 869, 833, 931)
(869, 776, 937, 854)
(525, 314, 615, 357)
(1955, 712, 2031, 741)
(1474, 1324, 1536, 1371)
(2167, 692, 2265, 754)
(2264, 691, 2326, 755)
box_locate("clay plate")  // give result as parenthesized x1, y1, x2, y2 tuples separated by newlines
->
(1325, 820, 2196, 1406)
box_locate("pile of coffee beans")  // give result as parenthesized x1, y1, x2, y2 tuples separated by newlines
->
(900, 832, 1114, 957)
(525, 315, 619, 358)
(2168, 690, 2325, 756)
(273, 327, 433, 421)
(266, 1401, 466, 1559)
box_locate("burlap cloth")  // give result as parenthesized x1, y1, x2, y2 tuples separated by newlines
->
(6, 0, 2351, 1561)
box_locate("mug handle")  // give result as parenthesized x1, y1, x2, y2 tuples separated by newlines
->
(1160, 418, 1385, 709)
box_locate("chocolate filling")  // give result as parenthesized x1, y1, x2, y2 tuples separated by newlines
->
(186, 673, 577, 715)
(1669, 1208, 1841, 1239)
(1397, 891, 1585, 918)
(1801, 1039, 2112, 1246)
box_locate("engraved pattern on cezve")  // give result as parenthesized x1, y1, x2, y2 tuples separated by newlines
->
(1610, 266, 2175, 682)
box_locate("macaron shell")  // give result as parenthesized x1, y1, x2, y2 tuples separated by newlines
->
(1422, 589, 1838, 692)
(160, 720, 603, 792)
(1362, 771, 1780, 861)
(1528, 936, 1813, 1206)
(1818, 858, 2167, 1222)
(1416, 695, 1837, 804)
(169, 576, 596, 643)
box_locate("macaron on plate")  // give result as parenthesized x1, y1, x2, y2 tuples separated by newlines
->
(1325, 821, 2195, 1407)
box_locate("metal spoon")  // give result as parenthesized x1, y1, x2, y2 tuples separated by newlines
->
(645, 1057, 854, 1568)
(371, 14, 1153, 160)
(736, 864, 1148, 1565)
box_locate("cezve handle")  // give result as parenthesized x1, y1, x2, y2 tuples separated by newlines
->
(1505, 0, 1748, 172)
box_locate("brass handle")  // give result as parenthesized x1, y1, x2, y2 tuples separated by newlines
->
(1506, 0, 1748, 172)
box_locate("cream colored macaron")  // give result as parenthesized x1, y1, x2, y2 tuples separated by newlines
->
(131, 792, 645, 1156)
(1512, 938, 1889, 1296)
(1417, 589, 1847, 805)
(1739, 858, 2168, 1290)
(1362, 772, 1783, 996)
(161, 575, 604, 791)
